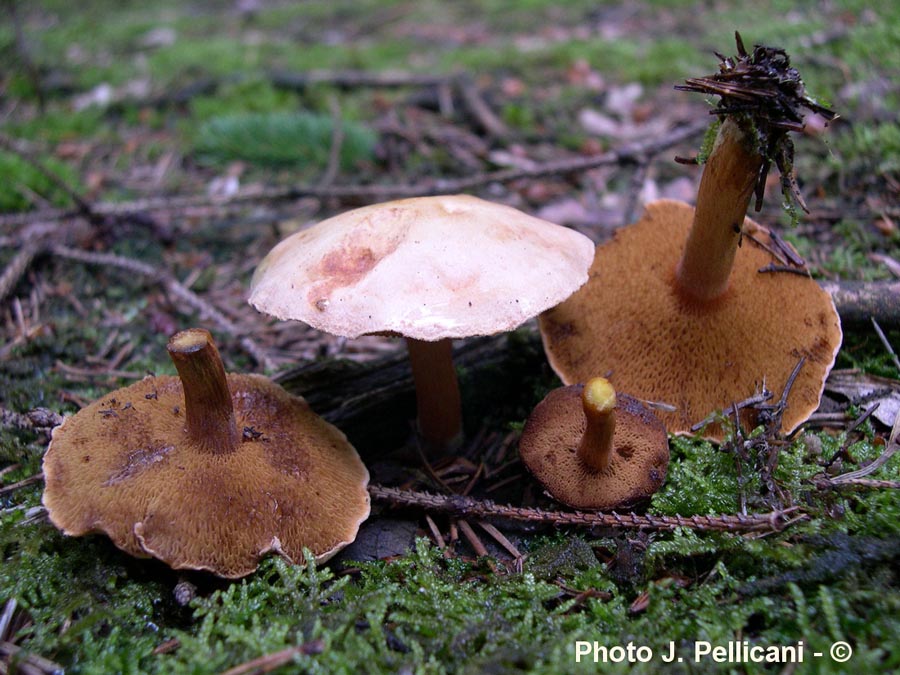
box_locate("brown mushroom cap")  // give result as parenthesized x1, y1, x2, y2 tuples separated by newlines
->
(539, 199, 843, 440)
(519, 382, 669, 510)
(42, 339, 369, 578)
(248, 194, 595, 340)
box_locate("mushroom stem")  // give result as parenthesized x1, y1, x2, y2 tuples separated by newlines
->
(577, 378, 617, 472)
(675, 118, 765, 302)
(167, 328, 239, 454)
(405, 337, 463, 453)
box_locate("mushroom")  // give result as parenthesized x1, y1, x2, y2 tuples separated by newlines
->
(519, 377, 669, 510)
(249, 194, 595, 452)
(42, 328, 370, 578)
(539, 35, 842, 440)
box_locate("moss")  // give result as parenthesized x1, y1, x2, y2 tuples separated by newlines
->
(835, 329, 900, 379)
(192, 111, 376, 170)
(188, 80, 302, 122)
(0, 151, 83, 212)
(3, 494, 900, 674)
(2, 2, 899, 672)
(650, 437, 740, 516)
(526, 536, 599, 580)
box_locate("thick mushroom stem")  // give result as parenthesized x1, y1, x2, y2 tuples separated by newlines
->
(405, 337, 463, 452)
(167, 328, 239, 454)
(577, 378, 617, 472)
(675, 118, 765, 302)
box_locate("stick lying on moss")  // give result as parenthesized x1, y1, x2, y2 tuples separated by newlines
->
(368, 485, 805, 534)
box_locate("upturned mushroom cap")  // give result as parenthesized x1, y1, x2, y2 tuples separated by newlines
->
(248, 194, 595, 340)
(539, 199, 843, 439)
(519, 381, 669, 510)
(42, 334, 370, 578)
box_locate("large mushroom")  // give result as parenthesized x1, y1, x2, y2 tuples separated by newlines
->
(42, 328, 370, 578)
(519, 377, 669, 510)
(249, 194, 595, 452)
(539, 35, 842, 440)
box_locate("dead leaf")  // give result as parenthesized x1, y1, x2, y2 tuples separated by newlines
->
(825, 369, 900, 427)
(535, 197, 596, 227)
(578, 108, 621, 137)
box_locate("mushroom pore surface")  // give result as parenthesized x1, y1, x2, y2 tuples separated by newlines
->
(519, 383, 669, 510)
(539, 200, 842, 440)
(42, 330, 370, 577)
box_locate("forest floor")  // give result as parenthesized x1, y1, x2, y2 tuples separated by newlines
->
(1, 1, 899, 673)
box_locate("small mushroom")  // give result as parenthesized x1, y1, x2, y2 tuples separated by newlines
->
(539, 36, 842, 440)
(42, 328, 370, 578)
(249, 194, 594, 453)
(519, 377, 669, 510)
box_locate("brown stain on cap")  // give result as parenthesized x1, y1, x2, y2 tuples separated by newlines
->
(307, 209, 411, 310)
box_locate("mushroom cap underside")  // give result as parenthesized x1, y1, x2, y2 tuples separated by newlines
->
(249, 194, 595, 340)
(519, 385, 669, 510)
(42, 373, 370, 578)
(539, 199, 842, 440)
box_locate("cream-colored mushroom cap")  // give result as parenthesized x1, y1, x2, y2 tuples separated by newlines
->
(249, 194, 595, 340)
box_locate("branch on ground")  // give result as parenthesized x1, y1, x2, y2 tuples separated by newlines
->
(368, 484, 805, 534)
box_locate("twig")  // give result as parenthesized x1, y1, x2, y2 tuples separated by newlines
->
(0, 641, 64, 675)
(151, 638, 181, 656)
(768, 229, 806, 267)
(0, 118, 708, 228)
(48, 245, 273, 370)
(424, 514, 446, 549)
(871, 317, 900, 372)
(821, 440, 898, 486)
(368, 485, 803, 533)
(455, 73, 508, 138)
(457, 519, 489, 557)
(730, 402, 748, 515)
(0, 600, 16, 643)
(622, 155, 649, 227)
(814, 477, 900, 490)
(805, 411, 852, 426)
(766, 356, 806, 436)
(270, 69, 450, 90)
(216, 641, 325, 675)
(0, 474, 43, 496)
(690, 388, 773, 433)
(845, 402, 880, 437)
(0, 134, 94, 220)
(317, 95, 344, 188)
(0, 240, 42, 304)
(477, 520, 523, 563)
(53, 359, 146, 382)
(823, 402, 881, 469)
(758, 262, 812, 277)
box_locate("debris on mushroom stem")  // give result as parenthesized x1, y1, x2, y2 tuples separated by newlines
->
(675, 30, 837, 216)
(539, 34, 843, 441)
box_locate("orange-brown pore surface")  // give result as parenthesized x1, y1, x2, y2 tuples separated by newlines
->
(539, 200, 842, 440)
(519, 385, 668, 510)
(42, 373, 370, 578)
